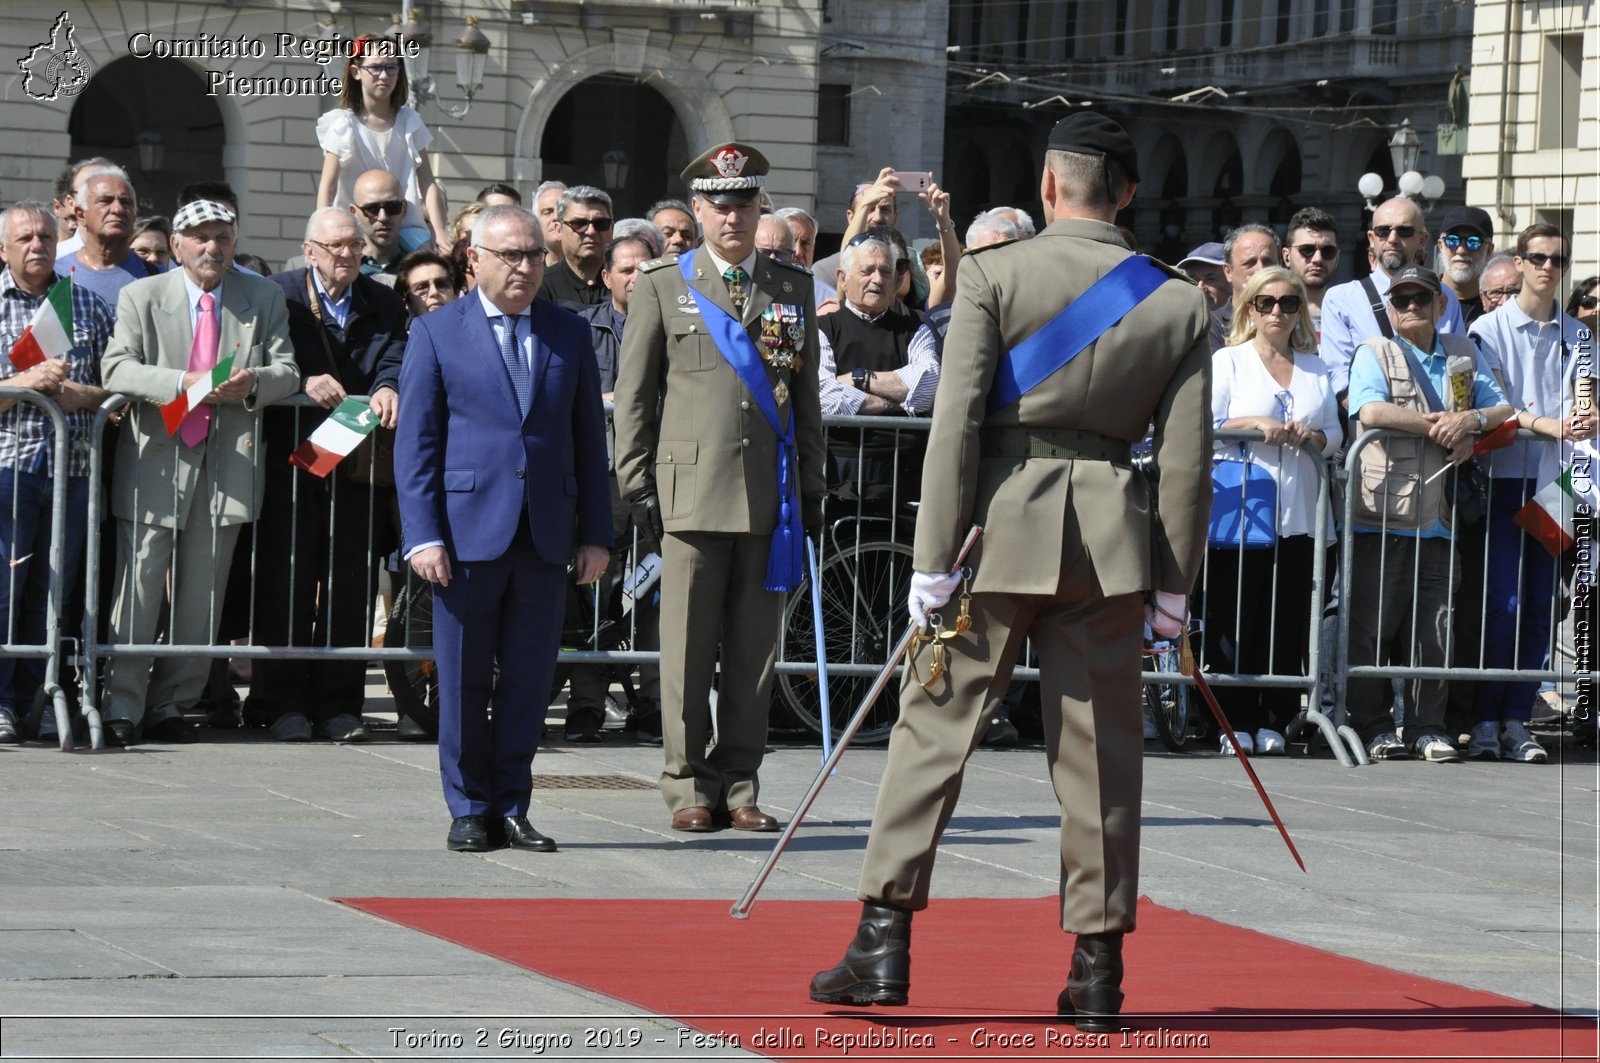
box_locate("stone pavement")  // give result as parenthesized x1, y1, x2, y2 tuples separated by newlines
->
(0, 678, 1594, 1061)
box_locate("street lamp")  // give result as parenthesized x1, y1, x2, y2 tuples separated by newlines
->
(601, 149, 630, 191)
(135, 130, 164, 174)
(1388, 118, 1421, 177)
(402, 11, 490, 119)
(1359, 117, 1447, 211)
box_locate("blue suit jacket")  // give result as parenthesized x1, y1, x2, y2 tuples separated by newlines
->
(395, 294, 611, 565)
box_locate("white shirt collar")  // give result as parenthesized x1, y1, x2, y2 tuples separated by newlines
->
(700, 245, 759, 281)
(181, 270, 222, 314)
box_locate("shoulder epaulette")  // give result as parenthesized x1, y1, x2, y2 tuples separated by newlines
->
(961, 238, 1018, 257)
(771, 256, 812, 277)
(1144, 256, 1197, 283)
(639, 254, 680, 273)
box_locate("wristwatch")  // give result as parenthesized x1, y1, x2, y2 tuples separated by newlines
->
(1474, 409, 1487, 431)
(852, 368, 870, 393)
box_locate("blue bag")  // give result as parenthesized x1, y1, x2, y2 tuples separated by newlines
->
(1208, 443, 1277, 549)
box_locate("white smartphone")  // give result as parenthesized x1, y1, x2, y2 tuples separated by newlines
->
(890, 170, 931, 193)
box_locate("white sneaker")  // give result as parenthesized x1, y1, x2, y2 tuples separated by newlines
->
(1500, 720, 1548, 763)
(1220, 730, 1254, 755)
(1254, 728, 1287, 755)
(1412, 733, 1462, 763)
(1466, 721, 1500, 760)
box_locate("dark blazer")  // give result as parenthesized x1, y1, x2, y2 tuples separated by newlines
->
(395, 293, 612, 566)
(264, 269, 406, 451)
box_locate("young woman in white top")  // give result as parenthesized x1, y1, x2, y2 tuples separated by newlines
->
(1204, 267, 1342, 755)
(317, 35, 451, 254)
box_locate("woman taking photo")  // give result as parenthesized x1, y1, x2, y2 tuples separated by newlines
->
(1204, 266, 1342, 755)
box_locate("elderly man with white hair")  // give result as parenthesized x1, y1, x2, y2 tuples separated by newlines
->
(965, 210, 1021, 250)
(819, 234, 939, 416)
(55, 166, 150, 309)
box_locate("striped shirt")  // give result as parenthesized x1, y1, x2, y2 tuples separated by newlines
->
(0, 269, 115, 477)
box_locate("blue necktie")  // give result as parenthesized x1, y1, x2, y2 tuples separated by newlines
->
(498, 314, 530, 416)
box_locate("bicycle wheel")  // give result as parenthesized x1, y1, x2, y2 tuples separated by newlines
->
(778, 538, 913, 745)
(382, 579, 568, 740)
(1144, 642, 1192, 753)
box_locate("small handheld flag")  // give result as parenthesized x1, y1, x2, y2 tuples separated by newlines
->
(288, 398, 381, 477)
(8, 275, 73, 371)
(161, 351, 236, 435)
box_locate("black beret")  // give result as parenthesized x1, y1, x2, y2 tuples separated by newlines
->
(1046, 112, 1139, 183)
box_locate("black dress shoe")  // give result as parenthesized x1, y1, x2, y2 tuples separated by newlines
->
(396, 715, 432, 742)
(502, 816, 557, 852)
(144, 716, 200, 744)
(563, 707, 603, 744)
(809, 901, 912, 1006)
(446, 815, 491, 852)
(1056, 931, 1125, 1033)
(103, 719, 136, 748)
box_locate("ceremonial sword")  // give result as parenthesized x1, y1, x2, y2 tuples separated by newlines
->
(731, 525, 984, 919)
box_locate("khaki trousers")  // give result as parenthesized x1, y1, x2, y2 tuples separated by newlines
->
(857, 566, 1145, 934)
(657, 530, 784, 812)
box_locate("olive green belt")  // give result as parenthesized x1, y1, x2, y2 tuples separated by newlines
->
(979, 427, 1130, 462)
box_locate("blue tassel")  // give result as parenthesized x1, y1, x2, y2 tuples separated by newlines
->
(765, 496, 804, 592)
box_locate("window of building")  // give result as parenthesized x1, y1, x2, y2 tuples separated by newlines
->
(1312, 0, 1330, 36)
(1220, 0, 1235, 48)
(1113, 3, 1128, 56)
(1340, 0, 1356, 33)
(1276, 0, 1294, 43)
(817, 83, 850, 147)
(1372, 0, 1398, 35)
(1535, 207, 1574, 244)
(1062, 1, 1079, 60)
(1540, 33, 1583, 150)
(1166, 0, 1182, 51)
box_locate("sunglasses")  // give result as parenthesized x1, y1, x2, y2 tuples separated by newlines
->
(1520, 252, 1571, 269)
(1441, 233, 1485, 252)
(1578, 295, 1599, 310)
(563, 217, 613, 234)
(1371, 225, 1419, 240)
(408, 277, 454, 295)
(1483, 286, 1521, 299)
(1250, 294, 1302, 315)
(1294, 244, 1338, 262)
(357, 200, 405, 219)
(475, 245, 543, 270)
(1388, 290, 1435, 311)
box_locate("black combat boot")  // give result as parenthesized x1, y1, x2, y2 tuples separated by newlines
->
(1056, 931, 1125, 1032)
(808, 901, 912, 1006)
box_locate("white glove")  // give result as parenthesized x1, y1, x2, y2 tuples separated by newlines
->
(1144, 590, 1187, 640)
(908, 569, 963, 629)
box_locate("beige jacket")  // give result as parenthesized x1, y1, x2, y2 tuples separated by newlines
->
(612, 251, 826, 533)
(101, 269, 301, 529)
(914, 218, 1213, 597)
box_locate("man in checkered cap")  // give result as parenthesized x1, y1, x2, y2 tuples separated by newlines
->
(97, 198, 301, 746)
(612, 143, 825, 833)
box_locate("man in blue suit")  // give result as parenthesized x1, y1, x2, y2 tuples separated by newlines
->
(395, 204, 611, 853)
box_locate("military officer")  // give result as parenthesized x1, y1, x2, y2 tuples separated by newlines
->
(612, 144, 826, 833)
(809, 113, 1213, 1030)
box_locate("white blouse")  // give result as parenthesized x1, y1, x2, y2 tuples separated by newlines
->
(316, 106, 433, 230)
(1211, 342, 1343, 544)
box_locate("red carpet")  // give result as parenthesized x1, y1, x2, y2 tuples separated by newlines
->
(338, 895, 1594, 1061)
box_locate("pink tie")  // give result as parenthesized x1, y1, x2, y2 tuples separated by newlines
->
(182, 291, 218, 447)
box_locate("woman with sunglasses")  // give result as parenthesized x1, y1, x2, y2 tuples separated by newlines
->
(1567, 276, 1599, 330)
(316, 34, 451, 254)
(393, 250, 462, 318)
(1204, 267, 1342, 755)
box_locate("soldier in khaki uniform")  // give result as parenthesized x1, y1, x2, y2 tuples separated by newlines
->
(810, 113, 1212, 1030)
(612, 144, 825, 833)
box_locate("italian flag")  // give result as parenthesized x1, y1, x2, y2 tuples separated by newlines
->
(288, 397, 380, 477)
(161, 353, 235, 436)
(8, 275, 72, 370)
(1514, 466, 1577, 556)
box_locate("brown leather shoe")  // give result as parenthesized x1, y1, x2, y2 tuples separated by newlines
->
(728, 805, 779, 832)
(671, 805, 717, 832)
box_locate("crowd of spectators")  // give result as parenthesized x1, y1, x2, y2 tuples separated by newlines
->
(0, 34, 1591, 761)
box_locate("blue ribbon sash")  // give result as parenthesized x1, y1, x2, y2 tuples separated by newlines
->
(987, 254, 1169, 413)
(678, 251, 803, 592)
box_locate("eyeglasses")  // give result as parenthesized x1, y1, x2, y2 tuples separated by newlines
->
(359, 63, 400, 77)
(308, 238, 364, 257)
(563, 217, 613, 234)
(357, 200, 405, 219)
(1521, 252, 1571, 269)
(474, 245, 544, 270)
(1250, 294, 1302, 315)
(1441, 233, 1485, 252)
(408, 277, 454, 295)
(1294, 244, 1339, 261)
(1483, 286, 1521, 300)
(1371, 225, 1419, 240)
(1388, 291, 1434, 311)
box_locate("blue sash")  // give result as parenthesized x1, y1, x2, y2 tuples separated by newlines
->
(987, 254, 1169, 413)
(678, 251, 803, 592)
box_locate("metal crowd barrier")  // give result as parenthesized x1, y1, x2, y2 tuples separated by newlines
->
(30, 395, 1583, 759)
(0, 387, 75, 749)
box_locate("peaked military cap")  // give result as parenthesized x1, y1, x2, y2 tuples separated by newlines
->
(681, 143, 768, 204)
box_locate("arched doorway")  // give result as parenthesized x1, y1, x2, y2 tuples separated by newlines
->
(69, 56, 224, 217)
(540, 76, 687, 217)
